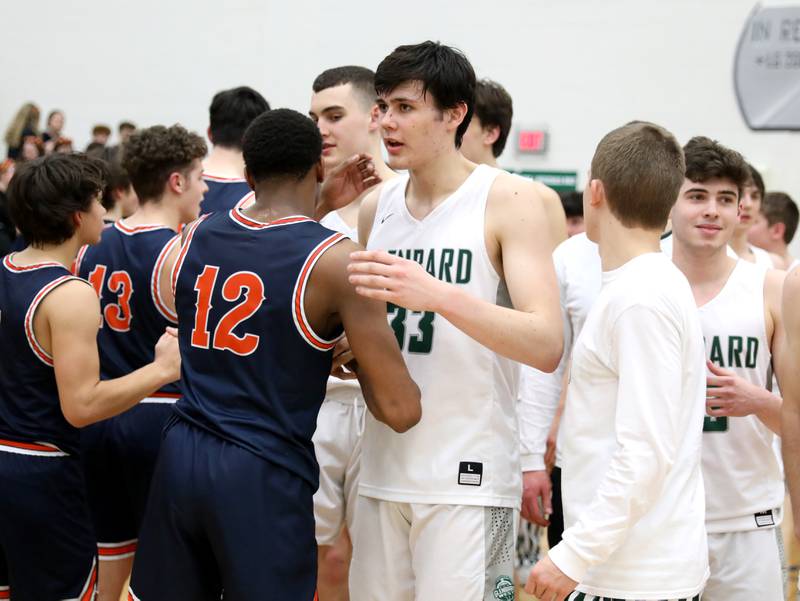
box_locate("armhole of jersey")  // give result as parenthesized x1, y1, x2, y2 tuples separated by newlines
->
(292, 232, 346, 351)
(171, 215, 207, 298)
(25, 275, 91, 367)
(73, 244, 90, 276)
(152, 234, 180, 324)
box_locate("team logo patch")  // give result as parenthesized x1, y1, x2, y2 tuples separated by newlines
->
(493, 575, 514, 600)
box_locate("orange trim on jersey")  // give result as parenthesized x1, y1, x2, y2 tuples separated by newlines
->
(234, 191, 255, 210)
(151, 234, 180, 323)
(0, 438, 64, 453)
(203, 172, 247, 183)
(148, 392, 182, 399)
(2, 254, 63, 272)
(24, 275, 82, 367)
(73, 244, 90, 276)
(98, 540, 137, 558)
(292, 233, 346, 351)
(170, 215, 209, 297)
(229, 208, 313, 230)
(79, 560, 98, 601)
(0, 586, 9, 599)
(114, 220, 171, 235)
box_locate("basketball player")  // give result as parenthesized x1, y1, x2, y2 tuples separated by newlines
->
(100, 161, 139, 222)
(74, 124, 207, 601)
(459, 77, 567, 247)
(748, 191, 799, 272)
(0, 153, 180, 600)
(526, 122, 708, 601)
(309, 65, 397, 601)
(128, 109, 421, 600)
(201, 86, 270, 215)
(348, 41, 563, 601)
(670, 136, 786, 600)
(782, 266, 800, 543)
(729, 163, 780, 268)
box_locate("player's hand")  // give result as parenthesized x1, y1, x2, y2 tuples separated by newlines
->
(153, 327, 181, 383)
(525, 555, 577, 601)
(521, 470, 552, 527)
(331, 337, 358, 380)
(706, 359, 771, 418)
(348, 250, 447, 312)
(317, 154, 380, 219)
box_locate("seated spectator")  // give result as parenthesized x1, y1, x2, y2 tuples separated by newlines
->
(560, 190, 585, 237)
(0, 159, 17, 255)
(42, 110, 66, 154)
(4, 102, 40, 159)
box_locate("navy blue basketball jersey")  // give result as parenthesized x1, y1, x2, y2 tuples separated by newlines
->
(173, 208, 345, 488)
(0, 255, 88, 455)
(75, 220, 181, 397)
(200, 174, 252, 215)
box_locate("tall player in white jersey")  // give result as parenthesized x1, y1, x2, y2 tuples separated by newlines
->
(527, 122, 708, 601)
(348, 41, 562, 601)
(309, 65, 396, 601)
(729, 163, 780, 269)
(671, 136, 787, 600)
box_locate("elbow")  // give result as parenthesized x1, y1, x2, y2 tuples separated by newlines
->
(62, 406, 93, 429)
(380, 383, 422, 433)
(526, 330, 563, 373)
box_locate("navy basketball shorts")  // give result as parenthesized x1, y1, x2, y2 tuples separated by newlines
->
(81, 402, 175, 560)
(0, 444, 97, 600)
(129, 416, 317, 601)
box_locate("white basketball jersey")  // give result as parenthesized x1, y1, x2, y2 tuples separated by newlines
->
(319, 210, 362, 405)
(699, 260, 783, 532)
(360, 164, 521, 508)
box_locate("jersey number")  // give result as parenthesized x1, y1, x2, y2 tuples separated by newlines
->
(388, 303, 435, 354)
(190, 266, 266, 356)
(88, 265, 133, 332)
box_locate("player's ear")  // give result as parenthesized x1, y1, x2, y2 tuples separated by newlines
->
(167, 171, 183, 195)
(589, 179, 605, 209)
(244, 167, 255, 191)
(773, 222, 786, 241)
(206, 127, 214, 144)
(446, 101, 468, 132)
(368, 104, 381, 132)
(484, 125, 500, 147)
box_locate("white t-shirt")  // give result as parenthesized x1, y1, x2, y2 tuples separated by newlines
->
(518, 233, 600, 471)
(361, 165, 521, 508)
(549, 252, 708, 599)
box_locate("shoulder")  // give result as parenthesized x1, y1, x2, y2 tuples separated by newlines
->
(764, 267, 787, 315)
(39, 277, 98, 322)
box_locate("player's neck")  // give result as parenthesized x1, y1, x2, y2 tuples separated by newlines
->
(104, 205, 123, 222)
(672, 240, 737, 304)
(407, 149, 474, 208)
(477, 150, 499, 168)
(596, 218, 661, 272)
(203, 146, 245, 179)
(124, 200, 180, 232)
(15, 237, 82, 269)
(248, 179, 317, 221)
(728, 229, 752, 258)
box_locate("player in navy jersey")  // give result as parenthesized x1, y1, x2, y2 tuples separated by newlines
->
(0, 153, 180, 601)
(128, 108, 420, 600)
(201, 86, 269, 214)
(74, 125, 207, 601)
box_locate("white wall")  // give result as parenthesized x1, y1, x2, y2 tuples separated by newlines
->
(3, 0, 800, 253)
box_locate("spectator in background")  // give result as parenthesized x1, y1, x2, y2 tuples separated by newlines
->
(86, 125, 112, 159)
(53, 137, 74, 154)
(749, 191, 800, 272)
(106, 121, 137, 162)
(0, 159, 17, 255)
(42, 110, 66, 154)
(4, 102, 40, 159)
(101, 162, 139, 221)
(19, 136, 44, 163)
(560, 190, 585, 237)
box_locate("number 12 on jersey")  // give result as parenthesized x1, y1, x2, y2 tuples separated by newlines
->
(388, 303, 435, 354)
(190, 265, 266, 356)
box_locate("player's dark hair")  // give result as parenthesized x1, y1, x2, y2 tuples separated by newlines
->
(746, 162, 765, 200)
(560, 190, 583, 218)
(375, 41, 476, 148)
(121, 124, 207, 203)
(242, 109, 322, 182)
(7, 153, 107, 246)
(683, 136, 750, 195)
(209, 86, 270, 150)
(313, 66, 376, 109)
(762, 191, 799, 244)
(474, 79, 513, 158)
(101, 162, 132, 211)
(591, 121, 685, 230)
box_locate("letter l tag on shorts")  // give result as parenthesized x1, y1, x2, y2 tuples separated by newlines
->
(458, 461, 483, 486)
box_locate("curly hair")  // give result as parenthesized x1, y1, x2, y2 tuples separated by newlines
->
(121, 124, 207, 202)
(8, 153, 107, 246)
(242, 109, 321, 182)
(683, 136, 749, 194)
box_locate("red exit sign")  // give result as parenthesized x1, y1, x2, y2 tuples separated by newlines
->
(517, 129, 548, 154)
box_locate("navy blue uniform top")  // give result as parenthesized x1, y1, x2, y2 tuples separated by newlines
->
(173, 208, 345, 488)
(76, 221, 181, 398)
(0, 255, 87, 454)
(200, 175, 252, 215)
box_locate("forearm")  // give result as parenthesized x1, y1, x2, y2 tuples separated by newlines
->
(435, 285, 562, 371)
(755, 391, 782, 435)
(63, 362, 173, 426)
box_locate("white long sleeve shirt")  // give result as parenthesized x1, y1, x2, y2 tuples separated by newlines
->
(548, 252, 708, 599)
